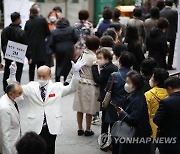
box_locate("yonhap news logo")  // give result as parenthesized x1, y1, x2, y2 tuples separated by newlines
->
(98, 133, 177, 146)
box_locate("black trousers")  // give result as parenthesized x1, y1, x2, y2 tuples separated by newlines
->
(3, 59, 23, 92)
(29, 61, 45, 81)
(55, 52, 73, 82)
(167, 39, 176, 67)
(101, 110, 113, 134)
(40, 125, 57, 154)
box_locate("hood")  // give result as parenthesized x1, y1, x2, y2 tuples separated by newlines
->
(151, 87, 168, 100)
(56, 21, 69, 29)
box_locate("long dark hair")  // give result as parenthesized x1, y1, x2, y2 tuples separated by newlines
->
(125, 26, 139, 44)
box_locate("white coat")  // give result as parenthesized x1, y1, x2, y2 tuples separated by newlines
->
(0, 94, 21, 154)
(19, 77, 79, 135)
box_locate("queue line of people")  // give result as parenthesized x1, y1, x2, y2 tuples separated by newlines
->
(0, 0, 179, 154)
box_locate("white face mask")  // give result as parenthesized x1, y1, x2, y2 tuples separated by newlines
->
(14, 95, 24, 103)
(149, 79, 154, 88)
(57, 12, 62, 18)
(98, 60, 105, 67)
(49, 16, 57, 23)
(124, 83, 134, 93)
(38, 80, 49, 87)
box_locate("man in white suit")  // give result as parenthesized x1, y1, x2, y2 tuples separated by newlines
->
(7, 60, 85, 154)
(0, 82, 24, 154)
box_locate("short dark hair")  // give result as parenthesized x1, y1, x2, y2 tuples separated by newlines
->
(16, 132, 47, 154)
(141, 58, 158, 77)
(11, 12, 20, 22)
(153, 68, 169, 88)
(165, 0, 173, 6)
(113, 43, 127, 58)
(150, 7, 160, 19)
(100, 35, 114, 47)
(157, 17, 169, 29)
(96, 48, 113, 61)
(110, 23, 121, 32)
(57, 18, 70, 26)
(53, 6, 62, 12)
(133, 7, 142, 18)
(86, 36, 100, 51)
(157, 0, 165, 10)
(6, 82, 20, 94)
(127, 71, 144, 90)
(165, 76, 180, 89)
(119, 52, 134, 68)
(79, 10, 89, 20)
(113, 8, 121, 19)
(30, 7, 38, 16)
(102, 8, 113, 20)
(103, 28, 117, 41)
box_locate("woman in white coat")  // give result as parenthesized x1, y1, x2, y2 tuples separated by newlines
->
(73, 36, 100, 136)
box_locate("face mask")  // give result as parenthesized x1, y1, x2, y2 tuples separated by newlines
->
(98, 60, 105, 67)
(37, 7, 40, 12)
(57, 12, 62, 18)
(149, 79, 154, 88)
(14, 95, 24, 103)
(38, 80, 49, 87)
(124, 83, 134, 93)
(49, 16, 57, 23)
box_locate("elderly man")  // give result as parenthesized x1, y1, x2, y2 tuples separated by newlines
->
(7, 60, 84, 154)
(0, 82, 24, 154)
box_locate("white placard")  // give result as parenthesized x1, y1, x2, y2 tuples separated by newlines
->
(4, 0, 30, 29)
(5, 41, 28, 64)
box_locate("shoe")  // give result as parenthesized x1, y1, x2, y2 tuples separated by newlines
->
(84, 130, 94, 136)
(91, 116, 100, 125)
(100, 147, 109, 152)
(78, 130, 84, 136)
(167, 66, 176, 70)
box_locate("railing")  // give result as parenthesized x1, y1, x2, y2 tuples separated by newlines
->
(170, 72, 180, 78)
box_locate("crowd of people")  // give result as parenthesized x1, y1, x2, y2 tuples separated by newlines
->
(0, 0, 180, 154)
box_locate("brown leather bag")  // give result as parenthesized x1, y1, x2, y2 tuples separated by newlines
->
(102, 73, 116, 108)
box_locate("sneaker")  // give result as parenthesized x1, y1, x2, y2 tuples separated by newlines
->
(84, 130, 94, 136)
(91, 116, 100, 125)
(78, 130, 84, 136)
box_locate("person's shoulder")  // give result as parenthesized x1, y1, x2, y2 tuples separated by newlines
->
(0, 95, 10, 111)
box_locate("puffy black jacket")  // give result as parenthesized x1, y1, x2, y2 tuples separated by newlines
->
(50, 22, 79, 55)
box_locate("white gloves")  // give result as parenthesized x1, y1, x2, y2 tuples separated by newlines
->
(71, 59, 85, 79)
(9, 61, 17, 75)
(7, 61, 17, 84)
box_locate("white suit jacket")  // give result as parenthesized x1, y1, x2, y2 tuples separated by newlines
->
(19, 77, 79, 135)
(0, 94, 21, 154)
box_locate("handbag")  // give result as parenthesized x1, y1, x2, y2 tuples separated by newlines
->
(102, 73, 116, 108)
(111, 116, 135, 138)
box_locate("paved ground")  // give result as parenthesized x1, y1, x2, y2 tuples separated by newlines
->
(0, 64, 111, 154)
(0, 60, 176, 154)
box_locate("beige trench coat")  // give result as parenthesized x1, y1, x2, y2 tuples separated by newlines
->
(73, 49, 100, 115)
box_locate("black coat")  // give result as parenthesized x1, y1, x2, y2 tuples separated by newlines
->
(160, 7, 178, 40)
(91, 61, 118, 103)
(120, 90, 152, 138)
(1, 24, 26, 55)
(50, 22, 79, 55)
(25, 16, 50, 62)
(118, 91, 152, 154)
(127, 41, 145, 72)
(154, 92, 180, 153)
(146, 28, 169, 69)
